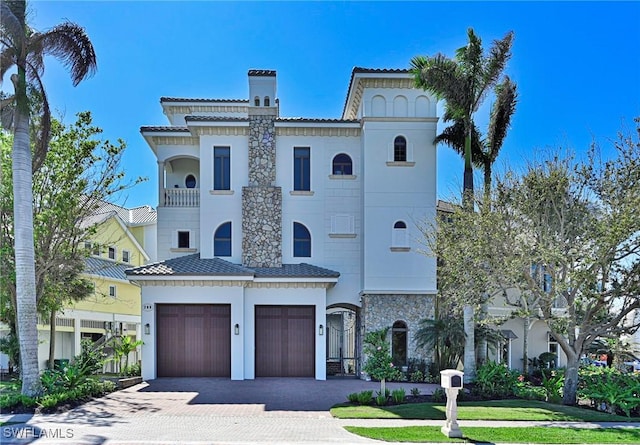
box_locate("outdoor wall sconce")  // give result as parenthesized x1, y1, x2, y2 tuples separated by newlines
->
(319, 324, 324, 336)
(234, 323, 240, 335)
(144, 323, 150, 335)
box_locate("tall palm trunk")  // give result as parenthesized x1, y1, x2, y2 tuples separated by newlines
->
(12, 93, 41, 396)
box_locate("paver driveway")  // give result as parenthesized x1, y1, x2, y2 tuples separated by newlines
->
(1, 378, 439, 444)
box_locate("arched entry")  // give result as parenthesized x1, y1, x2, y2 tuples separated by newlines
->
(326, 307, 357, 376)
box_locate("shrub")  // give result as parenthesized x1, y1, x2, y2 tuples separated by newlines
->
(391, 388, 406, 404)
(409, 370, 424, 382)
(357, 390, 373, 405)
(541, 369, 564, 403)
(75, 338, 107, 376)
(122, 363, 141, 377)
(347, 392, 360, 404)
(431, 387, 446, 403)
(375, 394, 387, 406)
(410, 387, 421, 397)
(473, 361, 520, 399)
(578, 367, 640, 417)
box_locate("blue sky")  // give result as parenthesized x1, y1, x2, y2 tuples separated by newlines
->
(21, 1, 640, 208)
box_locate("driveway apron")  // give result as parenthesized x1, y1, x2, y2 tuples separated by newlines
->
(1, 377, 439, 444)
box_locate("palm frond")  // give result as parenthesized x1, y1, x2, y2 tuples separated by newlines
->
(482, 31, 514, 93)
(411, 53, 466, 109)
(37, 22, 97, 86)
(0, 93, 16, 129)
(27, 76, 50, 173)
(486, 76, 518, 164)
(434, 120, 485, 167)
(0, 46, 17, 82)
(0, 1, 25, 48)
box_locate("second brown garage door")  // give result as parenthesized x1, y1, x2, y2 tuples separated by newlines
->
(255, 305, 315, 377)
(156, 304, 231, 377)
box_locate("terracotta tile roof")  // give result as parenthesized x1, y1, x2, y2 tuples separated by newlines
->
(126, 254, 340, 279)
(85, 257, 129, 281)
(248, 69, 276, 77)
(161, 97, 248, 103)
(140, 126, 190, 132)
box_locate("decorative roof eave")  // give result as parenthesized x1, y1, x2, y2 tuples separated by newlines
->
(342, 67, 414, 120)
(128, 279, 249, 287)
(127, 274, 252, 281)
(359, 289, 437, 296)
(160, 97, 249, 104)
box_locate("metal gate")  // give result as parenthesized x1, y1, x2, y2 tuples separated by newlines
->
(326, 310, 356, 376)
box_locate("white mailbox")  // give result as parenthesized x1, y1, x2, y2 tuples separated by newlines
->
(440, 369, 464, 389)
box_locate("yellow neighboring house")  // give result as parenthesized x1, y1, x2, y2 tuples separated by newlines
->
(31, 201, 157, 371)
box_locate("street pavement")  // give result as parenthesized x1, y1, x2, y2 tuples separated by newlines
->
(1, 378, 639, 445)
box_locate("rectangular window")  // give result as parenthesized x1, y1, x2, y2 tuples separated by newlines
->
(178, 231, 190, 248)
(214, 146, 231, 190)
(108, 246, 116, 260)
(293, 147, 310, 191)
(92, 243, 100, 256)
(109, 285, 117, 298)
(122, 250, 130, 263)
(84, 241, 92, 251)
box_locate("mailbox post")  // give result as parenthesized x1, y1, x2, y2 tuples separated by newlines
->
(440, 369, 464, 438)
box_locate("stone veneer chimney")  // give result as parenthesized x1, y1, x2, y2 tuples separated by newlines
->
(242, 70, 282, 267)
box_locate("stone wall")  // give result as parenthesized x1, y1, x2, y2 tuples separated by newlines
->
(360, 294, 435, 364)
(248, 115, 276, 187)
(242, 186, 282, 267)
(242, 114, 282, 267)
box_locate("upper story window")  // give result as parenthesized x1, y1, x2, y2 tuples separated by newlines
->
(108, 246, 116, 260)
(214, 222, 232, 257)
(332, 153, 353, 175)
(122, 250, 130, 263)
(264, 96, 270, 106)
(178, 231, 190, 249)
(109, 285, 117, 298)
(214, 146, 231, 190)
(294, 147, 311, 191)
(92, 243, 100, 256)
(185, 174, 197, 189)
(392, 221, 408, 248)
(293, 222, 311, 257)
(254, 96, 260, 106)
(394, 136, 407, 162)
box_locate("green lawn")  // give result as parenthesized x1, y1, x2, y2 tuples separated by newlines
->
(345, 426, 640, 444)
(332, 399, 633, 422)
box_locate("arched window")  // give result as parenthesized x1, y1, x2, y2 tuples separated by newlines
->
(264, 96, 270, 107)
(332, 153, 353, 175)
(214, 222, 232, 257)
(392, 321, 408, 367)
(394, 136, 407, 162)
(393, 221, 408, 247)
(185, 174, 197, 189)
(293, 222, 311, 257)
(254, 96, 260, 106)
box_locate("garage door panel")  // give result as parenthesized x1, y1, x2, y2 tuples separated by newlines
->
(255, 305, 314, 377)
(157, 304, 230, 377)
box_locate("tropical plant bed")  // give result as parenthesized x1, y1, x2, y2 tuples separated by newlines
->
(344, 426, 640, 444)
(332, 399, 635, 422)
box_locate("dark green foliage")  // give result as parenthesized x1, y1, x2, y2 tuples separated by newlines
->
(473, 361, 520, 399)
(431, 387, 446, 403)
(357, 390, 374, 405)
(410, 387, 421, 397)
(347, 392, 360, 403)
(391, 388, 406, 404)
(578, 367, 640, 417)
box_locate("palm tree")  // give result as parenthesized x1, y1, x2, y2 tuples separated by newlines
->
(411, 28, 514, 207)
(0, 0, 96, 396)
(411, 28, 515, 382)
(434, 76, 518, 202)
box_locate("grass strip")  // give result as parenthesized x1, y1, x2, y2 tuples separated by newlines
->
(344, 426, 640, 444)
(331, 399, 633, 422)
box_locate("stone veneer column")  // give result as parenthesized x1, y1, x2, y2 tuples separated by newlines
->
(360, 294, 435, 365)
(242, 114, 282, 267)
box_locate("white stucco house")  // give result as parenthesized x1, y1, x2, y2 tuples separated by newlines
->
(126, 68, 439, 380)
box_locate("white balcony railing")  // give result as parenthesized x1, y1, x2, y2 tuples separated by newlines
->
(163, 188, 200, 207)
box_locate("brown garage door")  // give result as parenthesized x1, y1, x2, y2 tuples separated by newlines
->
(156, 304, 230, 377)
(255, 305, 315, 377)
